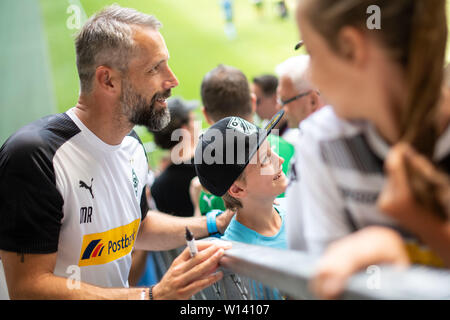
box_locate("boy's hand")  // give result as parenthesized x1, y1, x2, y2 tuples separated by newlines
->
(152, 241, 231, 300)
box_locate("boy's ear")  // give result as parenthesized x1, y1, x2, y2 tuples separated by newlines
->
(228, 182, 246, 199)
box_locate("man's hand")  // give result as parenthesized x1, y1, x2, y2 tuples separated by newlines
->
(152, 240, 232, 299)
(215, 209, 236, 235)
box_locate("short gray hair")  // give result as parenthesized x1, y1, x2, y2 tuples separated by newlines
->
(75, 4, 162, 93)
(275, 55, 311, 93)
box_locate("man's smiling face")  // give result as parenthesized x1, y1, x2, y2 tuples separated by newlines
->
(120, 27, 179, 131)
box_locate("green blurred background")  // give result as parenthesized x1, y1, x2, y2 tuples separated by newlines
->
(0, 0, 300, 168)
(2, 0, 450, 168)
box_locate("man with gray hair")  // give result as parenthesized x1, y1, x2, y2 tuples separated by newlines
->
(275, 55, 324, 144)
(0, 5, 232, 300)
(276, 55, 325, 252)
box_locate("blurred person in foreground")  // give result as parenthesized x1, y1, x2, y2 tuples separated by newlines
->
(288, 0, 450, 299)
(311, 80, 450, 299)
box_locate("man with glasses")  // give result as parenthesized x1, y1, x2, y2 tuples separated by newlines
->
(276, 54, 325, 252)
(279, 52, 327, 252)
(275, 55, 324, 145)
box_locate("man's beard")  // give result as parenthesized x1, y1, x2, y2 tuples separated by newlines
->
(120, 80, 171, 131)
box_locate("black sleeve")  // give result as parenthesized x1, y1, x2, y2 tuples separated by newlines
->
(140, 185, 149, 221)
(150, 178, 164, 212)
(128, 129, 150, 221)
(0, 124, 66, 254)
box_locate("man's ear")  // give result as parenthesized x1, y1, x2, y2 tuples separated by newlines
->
(94, 66, 121, 94)
(250, 93, 257, 114)
(202, 107, 214, 126)
(228, 182, 246, 199)
(337, 26, 368, 68)
(309, 91, 320, 113)
(270, 93, 279, 110)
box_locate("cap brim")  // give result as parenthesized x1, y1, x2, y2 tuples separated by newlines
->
(264, 109, 285, 133)
(295, 40, 304, 51)
(250, 109, 286, 164)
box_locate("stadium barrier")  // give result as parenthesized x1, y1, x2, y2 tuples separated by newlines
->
(152, 238, 450, 300)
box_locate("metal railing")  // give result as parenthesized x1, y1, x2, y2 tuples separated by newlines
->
(153, 238, 450, 300)
(1, 240, 449, 300)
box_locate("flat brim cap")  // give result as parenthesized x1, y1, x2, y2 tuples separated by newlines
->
(194, 110, 285, 197)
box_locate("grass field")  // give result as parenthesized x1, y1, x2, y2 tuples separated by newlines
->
(38, 0, 301, 167)
(9, 0, 450, 167)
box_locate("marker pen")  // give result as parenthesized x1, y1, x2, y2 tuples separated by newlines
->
(185, 227, 198, 258)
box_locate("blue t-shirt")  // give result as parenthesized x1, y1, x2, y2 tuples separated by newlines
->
(221, 205, 286, 299)
(221, 205, 287, 249)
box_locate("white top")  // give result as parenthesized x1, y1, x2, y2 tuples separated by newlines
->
(53, 109, 149, 287)
(281, 127, 300, 146)
(286, 106, 450, 254)
(0, 108, 149, 288)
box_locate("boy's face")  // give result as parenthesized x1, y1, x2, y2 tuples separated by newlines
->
(242, 140, 287, 199)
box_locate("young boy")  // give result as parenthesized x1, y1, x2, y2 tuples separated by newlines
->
(194, 114, 288, 299)
(194, 114, 288, 249)
(195, 64, 295, 215)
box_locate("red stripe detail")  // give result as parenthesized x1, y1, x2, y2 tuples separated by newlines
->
(98, 246, 104, 257)
(92, 243, 103, 257)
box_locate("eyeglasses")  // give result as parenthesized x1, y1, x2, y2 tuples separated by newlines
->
(277, 91, 312, 107)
